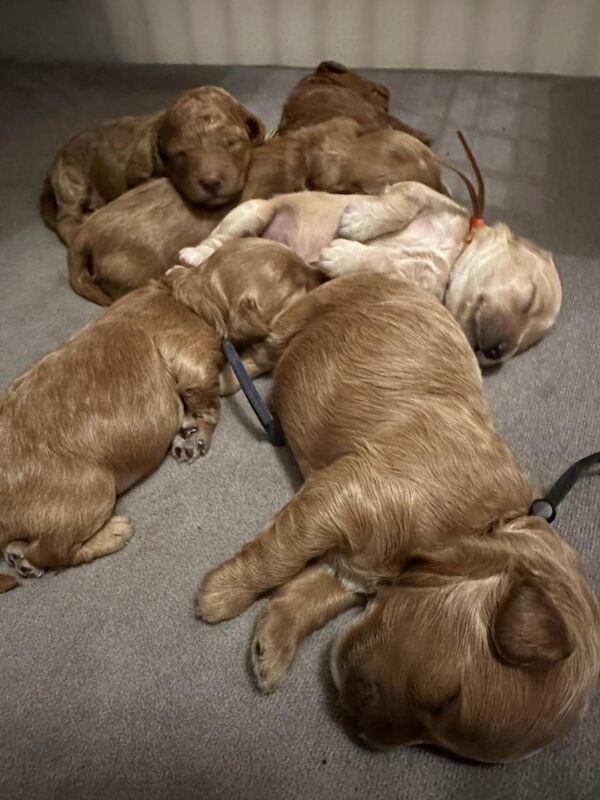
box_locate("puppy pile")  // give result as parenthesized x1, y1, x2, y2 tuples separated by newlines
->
(2, 61, 598, 763)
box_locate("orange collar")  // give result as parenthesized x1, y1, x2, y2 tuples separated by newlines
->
(463, 216, 485, 246)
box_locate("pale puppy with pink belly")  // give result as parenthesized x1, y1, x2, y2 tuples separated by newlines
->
(180, 181, 561, 365)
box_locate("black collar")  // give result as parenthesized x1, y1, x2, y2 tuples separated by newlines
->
(529, 451, 600, 522)
(222, 341, 285, 446)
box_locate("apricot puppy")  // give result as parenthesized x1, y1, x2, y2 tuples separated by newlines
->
(242, 118, 445, 202)
(68, 178, 232, 306)
(196, 273, 599, 763)
(0, 240, 316, 578)
(278, 60, 431, 144)
(41, 86, 265, 244)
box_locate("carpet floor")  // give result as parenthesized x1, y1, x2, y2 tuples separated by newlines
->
(0, 62, 599, 800)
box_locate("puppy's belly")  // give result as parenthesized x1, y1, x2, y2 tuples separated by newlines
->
(262, 198, 348, 263)
(262, 205, 296, 246)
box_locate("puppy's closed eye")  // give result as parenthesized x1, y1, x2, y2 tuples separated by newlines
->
(426, 687, 461, 717)
(409, 680, 461, 719)
(520, 284, 537, 314)
(226, 139, 245, 151)
(162, 148, 186, 166)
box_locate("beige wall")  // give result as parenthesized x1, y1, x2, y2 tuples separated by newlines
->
(2, 0, 600, 76)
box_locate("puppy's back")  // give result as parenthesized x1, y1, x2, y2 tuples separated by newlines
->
(272, 273, 483, 461)
(69, 179, 231, 304)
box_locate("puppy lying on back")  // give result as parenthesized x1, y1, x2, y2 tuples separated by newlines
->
(180, 182, 561, 366)
(279, 60, 431, 145)
(41, 86, 265, 244)
(242, 118, 444, 201)
(195, 273, 600, 763)
(68, 178, 232, 306)
(0, 240, 316, 579)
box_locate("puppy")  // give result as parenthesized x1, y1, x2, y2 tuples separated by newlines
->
(242, 118, 445, 201)
(279, 60, 431, 145)
(0, 240, 316, 578)
(180, 182, 561, 365)
(195, 273, 600, 763)
(41, 86, 265, 244)
(68, 178, 232, 306)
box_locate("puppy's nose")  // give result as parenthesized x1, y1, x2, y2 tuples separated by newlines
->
(481, 342, 506, 361)
(199, 177, 222, 194)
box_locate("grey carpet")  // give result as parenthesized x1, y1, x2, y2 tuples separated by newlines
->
(0, 63, 599, 800)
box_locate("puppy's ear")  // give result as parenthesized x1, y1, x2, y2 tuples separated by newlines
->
(316, 60, 348, 74)
(354, 120, 385, 135)
(492, 579, 574, 668)
(231, 294, 270, 340)
(244, 112, 266, 145)
(168, 267, 227, 337)
(371, 83, 390, 105)
(125, 113, 165, 188)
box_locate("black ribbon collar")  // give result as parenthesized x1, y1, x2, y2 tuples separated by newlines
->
(222, 341, 285, 447)
(529, 451, 600, 522)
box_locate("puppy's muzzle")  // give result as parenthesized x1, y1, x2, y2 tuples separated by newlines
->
(199, 176, 223, 195)
(480, 342, 507, 361)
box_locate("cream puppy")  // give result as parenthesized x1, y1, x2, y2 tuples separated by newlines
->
(180, 181, 561, 365)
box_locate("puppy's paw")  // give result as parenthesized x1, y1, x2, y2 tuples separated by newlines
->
(219, 364, 241, 396)
(4, 541, 44, 578)
(337, 201, 384, 241)
(170, 425, 212, 462)
(196, 562, 256, 623)
(178, 245, 214, 268)
(251, 602, 297, 693)
(318, 239, 370, 277)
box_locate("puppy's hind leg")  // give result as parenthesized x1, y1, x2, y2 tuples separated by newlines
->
(337, 182, 453, 242)
(69, 516, 133, 566)
(318, 239, 396, 278)
(4, 540, 44, 578)
(6, 465, 121, 575)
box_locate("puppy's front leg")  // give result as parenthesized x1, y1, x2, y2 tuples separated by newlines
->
(251, 564, 363, 692)
(219, 339, 281, 396)
(172, 381, 220, 462)
(159, 339, 221, 461)
(196, 456, 363, 622)
(179, 199, 276, 267)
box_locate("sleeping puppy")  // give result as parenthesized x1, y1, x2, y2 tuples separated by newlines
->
(194, 273, 600, 763)
(68, 178, 233, 306)
(180, 182, 561, 365)
(241, 118, 445, 201)
(279, 60, 431, 145)
(41, 86, 265, 244)
(0, 240, 316, 578)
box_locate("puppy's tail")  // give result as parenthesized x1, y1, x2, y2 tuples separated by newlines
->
(68, 229, 113, 307)
(39, 175, 58, 233)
